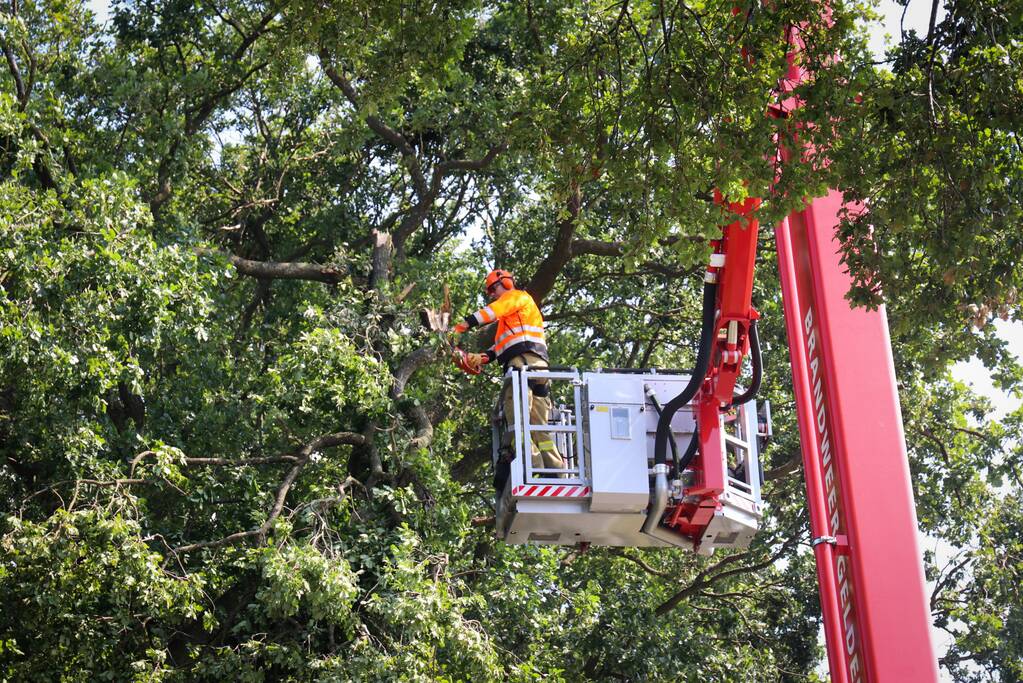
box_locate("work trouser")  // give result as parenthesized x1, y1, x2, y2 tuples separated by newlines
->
(500, 352, 564, 475)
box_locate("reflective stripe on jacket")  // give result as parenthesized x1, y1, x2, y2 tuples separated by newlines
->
(464, 288, 548, 367)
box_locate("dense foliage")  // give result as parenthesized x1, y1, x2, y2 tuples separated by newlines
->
(1, 0, 1020, 680)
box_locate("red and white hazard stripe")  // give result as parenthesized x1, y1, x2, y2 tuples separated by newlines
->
(512, 484, 591, 498)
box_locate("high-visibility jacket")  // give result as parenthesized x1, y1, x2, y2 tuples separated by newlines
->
(462, 288, 548, 368)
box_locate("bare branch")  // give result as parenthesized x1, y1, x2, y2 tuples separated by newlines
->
(929, 553, 972, 613)
(948, 425, 993, 441)
(391, 345, 443, 450)
(129, 449, 301, 475)
(1, 38, 27, 106)
(571, 234, 705, 258)
(196, 247, 346, 284)
(607, 548, 675, 578)
(368, 229, 393, 293)
(765, 452, 802, 482)
(318, 52, 428, 198)
(571, 238, 625, 257)
(393, 200, 437, 252)
(238, 278, 272, 336)
(392, 346, 441, 399)
(655, 536, 799, 616)
(205, 0, 247, 41)
(173, 431, 365, 554)
(405, 402, 434, 450)
(435, 143, 508, 174)
(232, 5, 278, 61)
(150, 140, 181, 211)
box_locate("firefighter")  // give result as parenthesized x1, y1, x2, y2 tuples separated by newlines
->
(452, 269, 564, 488)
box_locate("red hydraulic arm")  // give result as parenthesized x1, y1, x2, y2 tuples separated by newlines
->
(660, 195, 762, 540)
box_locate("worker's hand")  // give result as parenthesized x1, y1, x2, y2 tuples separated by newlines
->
(452, 321, 469, 335)
(466, 352, 488, 369)
(452, 348, 482, 375)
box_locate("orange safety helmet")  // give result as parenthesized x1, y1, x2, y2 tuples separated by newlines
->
(484, 269, 515, 293)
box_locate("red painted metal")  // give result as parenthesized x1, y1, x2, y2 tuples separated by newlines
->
(692, 387, 727, 498)
(710, 193, 762, 407)
(660, 199, 761, 546)
(663, 400, 725, 535)
(656, 13, 938, 677)
(778, 196, 938, 682)
(776, 215, 852, 683)
(773, 17, 939, 683)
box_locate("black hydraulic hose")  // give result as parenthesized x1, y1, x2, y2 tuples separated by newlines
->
(653, 280, 718, 467)
(674, 320, 760, 474)
(645, 391, 680, 468)
(729, 319, 762, 408)
(678, 425, 700, 472)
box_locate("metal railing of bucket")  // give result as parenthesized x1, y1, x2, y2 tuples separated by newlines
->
(493, 367, 587, 487)
(723, 404, 762, 504)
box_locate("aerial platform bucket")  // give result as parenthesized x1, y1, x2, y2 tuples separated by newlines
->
(492, 368, 764, 552)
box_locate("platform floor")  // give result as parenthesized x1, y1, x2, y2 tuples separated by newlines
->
(499, 497, 693, 548)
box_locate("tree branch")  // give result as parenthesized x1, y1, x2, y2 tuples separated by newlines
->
(391, 346, 440, 399)
(525, 181, 581, 304)
(150, 57, 269, 211)
(571, 234, 705, 259)
(929, 553, 971, 613)
(915, 427, 965, 509)
(435, 143, 508, 175)
(129, 450, 302, 475)
(765, 452, 802, 482)
(196, 247, 347, 284)
(607, 548, 675, 578)
(232, 5, 278, 61)
(405, 403, 434, 451)
(571, 238, 625, 257)
(185, 60, 269, 136)
(450, 444, 492, 483)
(655, 535, 799, 616)
(368, 229, 393, 293)
(1, 37, 27, 107)
(948, 425, 993, 441)
(319, 51, 507, 257)
(391, 345, 443, 450)
(173, 431, 365, 554)
(318, 52, 429, 198)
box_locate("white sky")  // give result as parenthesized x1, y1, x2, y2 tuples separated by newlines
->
(954, 321, 1023, 419)
(868, 0, 939, 56)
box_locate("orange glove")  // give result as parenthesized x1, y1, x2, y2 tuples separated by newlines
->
(452, 347, 482, 375)
(466, 352, 488, 369)
(452, 321, 469, 334)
